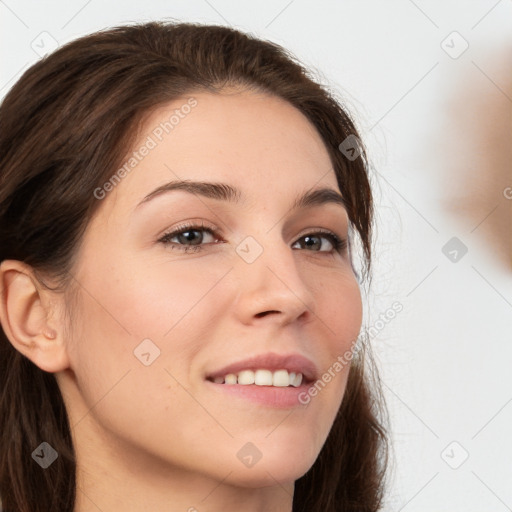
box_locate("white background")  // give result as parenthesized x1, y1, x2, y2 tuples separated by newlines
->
(1, 1, 511, 510)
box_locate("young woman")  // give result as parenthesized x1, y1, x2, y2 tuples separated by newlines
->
(0, 21, 388, 512)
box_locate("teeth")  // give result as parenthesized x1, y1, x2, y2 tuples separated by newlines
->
(272, 369, 289, 387)
(224, 374, 237, 385)
(254, 369, 273, 386)
(215, 369, 304, 387)
(238, 370, 255, 385)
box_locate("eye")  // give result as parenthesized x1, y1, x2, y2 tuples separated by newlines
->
(292, 231, 347, 254)
(158, 222, 222, 253)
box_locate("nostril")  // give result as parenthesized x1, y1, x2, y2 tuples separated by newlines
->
(255, 310, 280, 318)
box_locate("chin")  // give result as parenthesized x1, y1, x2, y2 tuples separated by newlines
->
(223, 442, 320, 488)
(229, 462, 314, 489)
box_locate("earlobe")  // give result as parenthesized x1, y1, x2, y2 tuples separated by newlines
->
(0, 260, 70, 373)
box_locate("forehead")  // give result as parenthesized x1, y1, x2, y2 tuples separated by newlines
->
(105, 89, 340, 216)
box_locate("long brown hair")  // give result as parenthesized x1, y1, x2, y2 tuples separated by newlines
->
(0, 21, 388, 511)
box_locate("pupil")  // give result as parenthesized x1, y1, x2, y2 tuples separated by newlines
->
(305, 235, 320, 251)
(181, 230, 201, 245)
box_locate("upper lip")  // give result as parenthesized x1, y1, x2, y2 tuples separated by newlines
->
(206, 352, 318, 383)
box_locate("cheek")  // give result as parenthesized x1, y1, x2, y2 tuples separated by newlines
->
(96, 254, 232, 339)
(312, 267, 363, 350)
(66, 255, 230, 402)
(306, 269, 362, 410)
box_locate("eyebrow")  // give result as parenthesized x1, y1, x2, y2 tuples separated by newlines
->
(135, 180, 346, 212)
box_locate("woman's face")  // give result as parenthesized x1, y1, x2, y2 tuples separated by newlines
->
(59, 89, 362, 487)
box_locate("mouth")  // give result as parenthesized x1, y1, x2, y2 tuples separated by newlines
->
(204, 352, 317, 408)
(206, 369, 307, 387)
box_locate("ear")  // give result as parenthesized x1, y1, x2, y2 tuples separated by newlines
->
(0, 260, 70, 373)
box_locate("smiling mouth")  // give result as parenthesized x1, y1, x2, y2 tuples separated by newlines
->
(205, 351, 318, 389)
(206, 369, 306, 388)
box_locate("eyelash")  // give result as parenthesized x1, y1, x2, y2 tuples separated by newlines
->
(157, 221, 347, 255)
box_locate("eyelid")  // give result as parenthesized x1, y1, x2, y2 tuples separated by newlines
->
(295, 226, 345, 239)
(157, 220, 222, 241)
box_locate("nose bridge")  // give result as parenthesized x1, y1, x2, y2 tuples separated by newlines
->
(233, 230, 315, 322)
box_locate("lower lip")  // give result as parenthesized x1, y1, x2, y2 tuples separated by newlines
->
(205, 380, 310, 408)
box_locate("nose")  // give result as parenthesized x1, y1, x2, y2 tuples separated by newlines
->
(232, 236, 316, 327)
